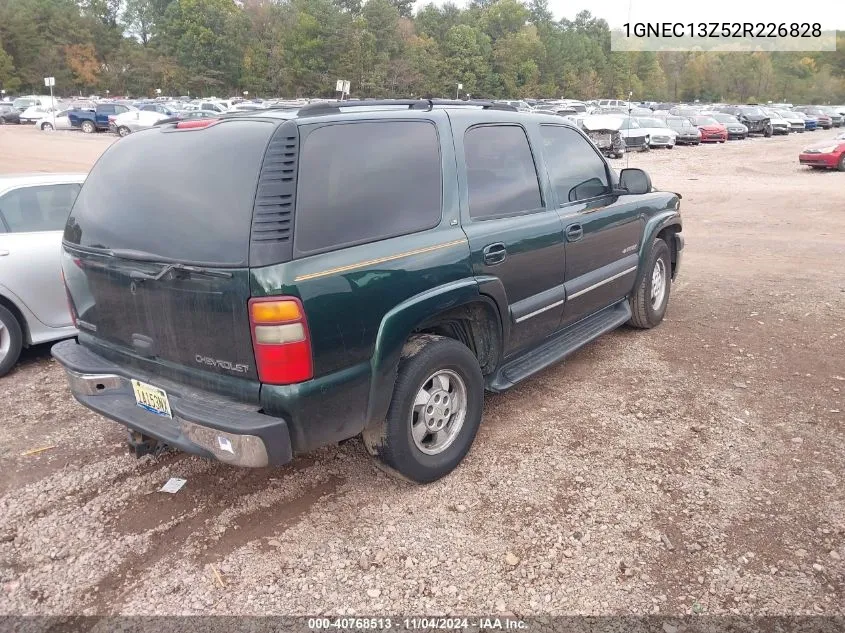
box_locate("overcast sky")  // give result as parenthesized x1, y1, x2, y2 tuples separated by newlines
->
(413, 0, 845, 30)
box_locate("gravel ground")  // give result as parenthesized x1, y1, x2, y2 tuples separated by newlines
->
(0, 126, 843, 617)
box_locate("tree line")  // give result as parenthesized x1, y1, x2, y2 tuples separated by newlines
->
(1, 0, 843, 103)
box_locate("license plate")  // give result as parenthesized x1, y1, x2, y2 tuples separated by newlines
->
(131, 379, 172, 418)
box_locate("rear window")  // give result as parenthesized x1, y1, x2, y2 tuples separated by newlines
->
(294, 121, 442, 255)
(65, 120, 275, 265)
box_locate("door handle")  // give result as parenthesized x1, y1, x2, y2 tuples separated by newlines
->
(565, 224, 584, 242)
(482, 242, 507, 265)
(0, 250, 9, 256)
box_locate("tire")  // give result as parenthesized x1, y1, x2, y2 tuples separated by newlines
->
(362, 335, 484, 484)
(0, 305, 24, 378)
(41, 122, 53, 131)
(81, 120, 95, 134)
(764, 126, 773, 138)
(838, 154, 845, 172)
(667, 144, 674, 149)
(118, 126, 131, 137)
(628, 238, 671, 329)
(0, 118, 5, 125)
(614, 152, 624, 159)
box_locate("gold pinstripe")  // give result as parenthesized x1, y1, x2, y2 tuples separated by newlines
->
(293, 238, 468, 282)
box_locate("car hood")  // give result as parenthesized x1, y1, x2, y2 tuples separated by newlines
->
(802, 140, 845, 152)
(581, 115, 626, 131)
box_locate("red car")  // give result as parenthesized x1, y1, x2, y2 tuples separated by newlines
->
(799, 137, 845, 171)
(690, 115, 727, 143)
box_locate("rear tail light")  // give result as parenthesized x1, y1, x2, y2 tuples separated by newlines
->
(248, 297, 312, 384)
(175, 119, 218, 130)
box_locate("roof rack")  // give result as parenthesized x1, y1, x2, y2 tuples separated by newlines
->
(296, 99, 518, 118)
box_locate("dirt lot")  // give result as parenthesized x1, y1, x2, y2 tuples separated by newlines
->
(0, 124, 843, 618)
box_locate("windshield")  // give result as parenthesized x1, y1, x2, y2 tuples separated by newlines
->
(666, 117, 691, 129)
(714, 114, 739, 124)
(694, 116, 719, 126)
(636, 118, 664, 128)
(13, 98, 35, 109)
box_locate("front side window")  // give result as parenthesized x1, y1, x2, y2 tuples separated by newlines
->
(540, 125, 610, 204)
(464, 125, 542, 219)
(0, 184, 81, 233)
(294, 121, 442, 254)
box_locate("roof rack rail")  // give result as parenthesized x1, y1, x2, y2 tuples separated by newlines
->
(296, 99, 518, 117)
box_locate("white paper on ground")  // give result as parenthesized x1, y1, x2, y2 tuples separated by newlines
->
(159, 477, 187, 494)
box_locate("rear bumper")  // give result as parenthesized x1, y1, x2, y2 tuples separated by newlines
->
(51, 340, 293, 467)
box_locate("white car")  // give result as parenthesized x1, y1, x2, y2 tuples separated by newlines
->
(777, 109, 806, 133)
(19, 105, 60, 124)
(112, 109, 170, 136)
(0, 174, 86, 376)
(36, 109, 73, 131)
(634, 116, 678, 148)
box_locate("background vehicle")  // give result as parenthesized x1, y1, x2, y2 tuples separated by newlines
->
(798, 138, 845, 170)
(580, 114, 629, 157)
(665, 116, 701, 144)
(797, 111, 819, 131)
(795, 106, 831, 129)
(52, 100, 683, 483)
(711, 113, 747, 139)
(635, 117, 677, 148)
(777, 109, 806, 133)
(37, 110, 73, 131)
(0, 174, 84, 376)
(730, 106, 772, 136)
(112, 107, 176, 136)
(690, 115, 727, 142)
(19, 104, 58, 124)
(763, 109, 790, 135)
(0, 104, 20, 125)
(69, 103, 136, 133)
(818, 106, 842, 128)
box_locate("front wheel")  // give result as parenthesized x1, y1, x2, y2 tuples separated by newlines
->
(118, 126, 131, 137)
(628, 238, 672, 329)
(0, 305, 24, 377)
(764, 126, 773, 138)
(838, 154, 845, 172)
(41, 122, 53, 131)
(362, 335, 484, 483)
(81, 120, 95, 134)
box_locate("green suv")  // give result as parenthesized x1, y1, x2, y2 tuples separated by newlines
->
(52, 100, 683, 483)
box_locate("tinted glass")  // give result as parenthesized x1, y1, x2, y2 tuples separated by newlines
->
(99, 104, 115, 114)
(114, 105, 129, 114)
(295, 121, 442, 254)
(540, 125, 609, 204)
(0, 184, 81, 233)
(465, 125, 542, 218)
(694, 116, 718, 125)
(65, 120, 275, 265)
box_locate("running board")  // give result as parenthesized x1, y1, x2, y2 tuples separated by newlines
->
(487, 301, 631, 392)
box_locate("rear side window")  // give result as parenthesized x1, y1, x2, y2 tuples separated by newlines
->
(65, 120, 275, 265)
(0, 184, 81, 233)
(540, 125, 609, 204)
(99, 105, 115, 114)
(294, 121, 442, 254)
(464, 125, 542, 219)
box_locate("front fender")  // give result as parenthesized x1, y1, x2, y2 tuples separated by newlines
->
(366, 278, 482, 426)
(635, 199, 682, 288)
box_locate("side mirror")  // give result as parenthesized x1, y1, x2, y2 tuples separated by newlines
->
(619, 168, 652, 195)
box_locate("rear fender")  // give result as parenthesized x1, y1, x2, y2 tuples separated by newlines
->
(366, 278, 490, 426)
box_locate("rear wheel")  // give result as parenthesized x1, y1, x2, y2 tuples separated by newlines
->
(0, 305, 24, 377)
(362, 335, 484, 483)
(40, 122, 53, 131)
(81, 120, 95, 134)
(628, 238, 671, 330)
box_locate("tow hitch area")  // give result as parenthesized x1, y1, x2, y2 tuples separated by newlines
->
(127, 431, 168, 458)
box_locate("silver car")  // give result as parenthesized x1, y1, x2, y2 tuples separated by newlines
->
(0, 174, 85, 375)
